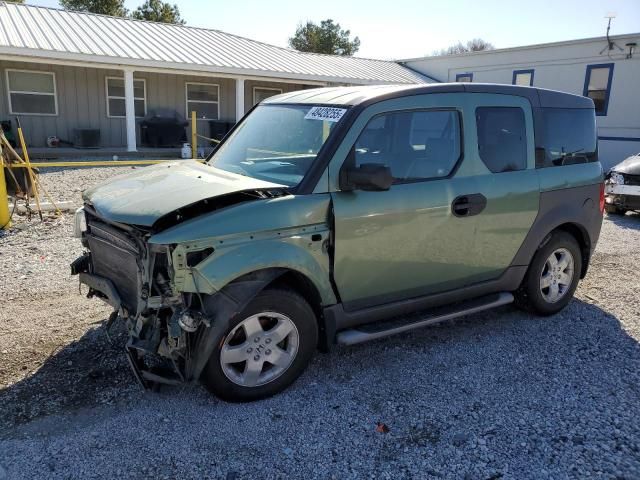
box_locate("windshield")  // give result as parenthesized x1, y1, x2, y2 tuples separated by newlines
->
(209, 104, 346, 187)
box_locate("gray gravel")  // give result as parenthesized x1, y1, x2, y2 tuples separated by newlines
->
(1, 167, 640, 479)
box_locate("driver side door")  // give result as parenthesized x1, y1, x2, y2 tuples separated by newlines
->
(329, 95, 483, 310)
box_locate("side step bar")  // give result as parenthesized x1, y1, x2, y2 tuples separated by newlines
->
(336, 292, 514, 346)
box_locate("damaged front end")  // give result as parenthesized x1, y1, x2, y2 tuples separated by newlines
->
(71, 204, 277, 388)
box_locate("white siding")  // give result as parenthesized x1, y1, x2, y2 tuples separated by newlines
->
(403, 34, 640, 169)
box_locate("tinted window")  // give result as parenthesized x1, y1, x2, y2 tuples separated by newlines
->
(536, 108, 597, 167)
(476, 107, 527, 173)
(355, 110, 461, 182)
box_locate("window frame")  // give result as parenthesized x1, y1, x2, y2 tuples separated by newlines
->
(253, 86, 283, 105)
(105, 76, 147, 119)
(185, 81, 220, 120)
(351, 107, 465, 186)
(583, 63, 614, 116)
(6, 69, 58, 116)
(512, 69, 534, 86)
(455, 73, 473, 82)
(475, 106, 528, 174)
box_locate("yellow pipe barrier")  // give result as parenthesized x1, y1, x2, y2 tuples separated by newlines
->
(16, 121, 43, 220)
(191, 110, 197, 159)
(0, 155, 10, 229)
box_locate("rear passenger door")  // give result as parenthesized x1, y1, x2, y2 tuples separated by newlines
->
(467, 95, 540, 281)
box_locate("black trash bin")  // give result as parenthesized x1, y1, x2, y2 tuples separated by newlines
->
(140, 109, 188, 147)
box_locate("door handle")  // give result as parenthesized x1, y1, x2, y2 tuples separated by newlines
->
(452, 194, 487, 217)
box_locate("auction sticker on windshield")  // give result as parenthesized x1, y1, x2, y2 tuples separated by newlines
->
(304, 106, 347, 123)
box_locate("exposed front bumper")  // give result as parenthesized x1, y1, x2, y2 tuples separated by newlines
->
(605, 184, 640, 210)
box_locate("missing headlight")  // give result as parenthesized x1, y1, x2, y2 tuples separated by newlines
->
(186, 247, 214, 267)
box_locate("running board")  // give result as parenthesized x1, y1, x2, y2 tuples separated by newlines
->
(336, 292, 514, 346)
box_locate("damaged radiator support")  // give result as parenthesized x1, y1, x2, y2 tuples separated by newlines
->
(75, 210, 288, 388)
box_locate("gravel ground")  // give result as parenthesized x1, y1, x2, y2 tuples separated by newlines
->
(1, 167, 640, 479)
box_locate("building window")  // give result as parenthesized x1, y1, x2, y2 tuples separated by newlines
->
(6, 69, 57, 116)
(354, 109, 462, 182)
(186, 82, 219, 119)
(583, 63, 614, 116)
(253, 87, 283, 105)
(512, 69, 534, 86)
(106, 77, 146, 118)
(455, 73, 473, 82)
(476, 107, 527, 173)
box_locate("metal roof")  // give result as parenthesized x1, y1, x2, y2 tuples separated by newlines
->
(265, 83, 595, 108)
(0, 2, 428, 85)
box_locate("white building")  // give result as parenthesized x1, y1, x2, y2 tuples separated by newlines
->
(400, 33, 640, 169)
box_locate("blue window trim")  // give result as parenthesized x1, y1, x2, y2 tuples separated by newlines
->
(583, 63, 614, 116)
(512, 69, 534, 86)
(455, 73, 473, 82)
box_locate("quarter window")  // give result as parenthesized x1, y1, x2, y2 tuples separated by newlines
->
(106, 77, 146, 118)
(354, 110, 462, 182)
(253, 87, 283, 105)
(583, 64, 614, 116)
(512, 69, 534, 86)
(536, 108, 597, 167)
(186, 83, 219, 119)
(476, 107, 527, 173)
(6, 69, 57, 115)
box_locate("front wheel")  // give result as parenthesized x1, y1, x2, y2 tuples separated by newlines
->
(515, 231, 582, 316)
(201, 288, 318, 402)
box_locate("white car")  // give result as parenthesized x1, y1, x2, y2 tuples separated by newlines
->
(605, 153, 640, 215)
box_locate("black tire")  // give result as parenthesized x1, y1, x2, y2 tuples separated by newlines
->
(201, 288, 318, 402)
(604, 204, 626, 215)
(514, 231, 582, 316)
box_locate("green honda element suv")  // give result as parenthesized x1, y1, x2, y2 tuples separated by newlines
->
(72, 84, 604, 401)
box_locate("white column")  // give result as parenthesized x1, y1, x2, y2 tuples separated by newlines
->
(235, 78, 245, 122)
(124, 69, 137, 152)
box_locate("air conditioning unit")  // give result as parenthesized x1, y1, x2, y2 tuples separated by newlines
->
(74, 128, 101, 149)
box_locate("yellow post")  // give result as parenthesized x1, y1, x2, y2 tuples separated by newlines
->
(191, 110, 197, 159)
(0, 155, 10, 229)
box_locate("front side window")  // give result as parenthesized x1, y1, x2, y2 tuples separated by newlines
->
(210, 104, 345, 187)
(253, 87, 283, 105)
(186, 83, 219, 119)
(476, 107, 527, 173)
(6, 70, 57, 115)
(513, 69, 534, 86)
(456, 73, 473, 82)
(106, 77, 146, 118)
(583, 64, 614, 116)
(536, 108, 597, 167)
(354, 109, 462, 182)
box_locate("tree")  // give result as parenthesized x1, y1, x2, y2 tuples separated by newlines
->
(289, 19, 360, 56)
(59, 0, 128, 17)
(131, 0, 185, 24)
(433, 38, 494, 56)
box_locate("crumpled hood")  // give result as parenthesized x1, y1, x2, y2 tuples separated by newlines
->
(83, 161, 285, 226)
(611, 153, 640, 175)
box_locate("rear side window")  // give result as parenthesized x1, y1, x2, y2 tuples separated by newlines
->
(354, 109, 461, 182)
(476, 107, 527, 173)
(536, 108, 598, 168)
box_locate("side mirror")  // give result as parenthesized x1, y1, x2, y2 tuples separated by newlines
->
(340, 163, 393, 191)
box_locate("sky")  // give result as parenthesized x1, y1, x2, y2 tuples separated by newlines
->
(26, 0, 640, 60)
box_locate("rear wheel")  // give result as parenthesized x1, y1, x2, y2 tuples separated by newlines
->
(515, 231, 582, 316)
(201, 288, 318, 402)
